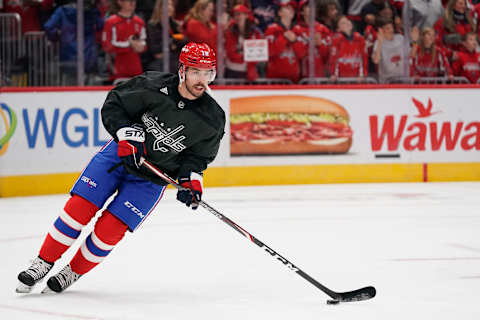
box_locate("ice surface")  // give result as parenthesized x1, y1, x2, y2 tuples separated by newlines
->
(1, 182, 479, 319)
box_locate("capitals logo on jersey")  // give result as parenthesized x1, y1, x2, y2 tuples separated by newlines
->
(142, 113, 186, 153)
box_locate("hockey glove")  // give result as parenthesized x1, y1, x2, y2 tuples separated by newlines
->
(116, 125, 146, 169)
(176, 172, 203, 210)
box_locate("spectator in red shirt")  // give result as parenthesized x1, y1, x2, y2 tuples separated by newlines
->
(224, 4, 262, 81)
(410, 27, 453, 79)
(3, 0, 53, 34)
(293, 0, 331, 78)
(183, 0, 217, 52)
(329, 15, 369, 81)
(452, 31, 480, 82)
(264, 0, 303, 83)
(102, 0, 147, 81)
(434, 0, 476, 58)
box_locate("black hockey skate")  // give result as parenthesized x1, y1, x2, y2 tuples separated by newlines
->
(16, 257, 54, 293)
(43, 264, 81, 293)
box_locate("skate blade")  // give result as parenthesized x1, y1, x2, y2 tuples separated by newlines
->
(16, 282, 34, 293)
(41, 286, 55, 294)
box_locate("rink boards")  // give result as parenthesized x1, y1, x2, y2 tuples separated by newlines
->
(1, 85, 479, 197)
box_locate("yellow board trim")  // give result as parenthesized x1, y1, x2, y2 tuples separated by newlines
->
(428, 162, 480, 182)
(204, 163, 423, 186)
(0, 162, 479, 197)
(0, 172, 80, 197)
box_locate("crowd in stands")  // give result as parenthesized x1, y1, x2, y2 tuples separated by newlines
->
(1, 0, 480, 85)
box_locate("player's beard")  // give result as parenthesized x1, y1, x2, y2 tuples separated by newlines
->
(185, 80, 206, 98)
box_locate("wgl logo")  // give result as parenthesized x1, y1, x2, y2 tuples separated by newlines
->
(0, 103, 18, 156)
(22, 107, 108, 148)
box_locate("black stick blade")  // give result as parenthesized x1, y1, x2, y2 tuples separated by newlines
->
(338, 286, 376, 302)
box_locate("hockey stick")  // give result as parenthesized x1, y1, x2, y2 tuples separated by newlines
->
(141, 159, 376, 304)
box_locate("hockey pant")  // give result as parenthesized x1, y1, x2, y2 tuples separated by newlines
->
(38, 195, 128, 275)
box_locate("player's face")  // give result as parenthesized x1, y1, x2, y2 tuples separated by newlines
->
(184, 67, 216, 98)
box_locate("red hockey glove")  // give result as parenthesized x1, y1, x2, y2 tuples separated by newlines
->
(176, 172, 203, 210)
(116, 126, 146, 169)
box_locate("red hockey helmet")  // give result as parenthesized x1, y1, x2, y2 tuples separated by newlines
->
(179, 42, 216, 69)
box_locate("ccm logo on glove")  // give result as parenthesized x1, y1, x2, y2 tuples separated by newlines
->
(116, 126, 146, 169)
(177, 172, 203, 210)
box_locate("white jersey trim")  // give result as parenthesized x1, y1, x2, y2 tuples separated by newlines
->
(112, 26, 130, 48)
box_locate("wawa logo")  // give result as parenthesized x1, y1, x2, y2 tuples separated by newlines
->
(369, 97, 480, 155)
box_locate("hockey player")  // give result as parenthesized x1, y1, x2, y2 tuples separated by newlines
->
(15, 42, 226, 294)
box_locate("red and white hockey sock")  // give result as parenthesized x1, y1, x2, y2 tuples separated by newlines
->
(39, 195, 98, 263)
(70, 210, 128, 275)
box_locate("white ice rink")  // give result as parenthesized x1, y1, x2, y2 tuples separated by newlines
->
(1, 182, 479, 320)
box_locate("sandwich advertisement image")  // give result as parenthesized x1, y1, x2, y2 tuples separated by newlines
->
(229, 95, 353, 156)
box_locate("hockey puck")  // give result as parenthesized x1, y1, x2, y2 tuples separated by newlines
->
(327, 299, 340, 305)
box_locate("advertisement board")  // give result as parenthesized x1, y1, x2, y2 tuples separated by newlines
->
(210, 88, 480, 166)
(1, 85, 479, 196)
(0, 91, 110, 176)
